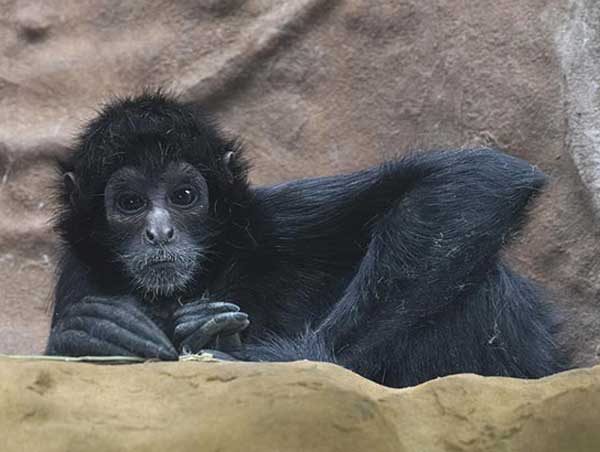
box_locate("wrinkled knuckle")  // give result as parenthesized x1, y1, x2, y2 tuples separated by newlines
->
(174, 326, 186, 337)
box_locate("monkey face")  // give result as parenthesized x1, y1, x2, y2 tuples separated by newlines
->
(103, 161, 212, 296)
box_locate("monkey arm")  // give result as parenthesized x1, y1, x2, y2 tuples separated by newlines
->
(251, 148, 544, 265)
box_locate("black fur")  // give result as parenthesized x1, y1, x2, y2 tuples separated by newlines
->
(46, 92, 566, 388)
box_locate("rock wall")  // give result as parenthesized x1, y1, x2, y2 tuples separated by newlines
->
(0, 0, 599, 367)
(1, 358, 600, 452)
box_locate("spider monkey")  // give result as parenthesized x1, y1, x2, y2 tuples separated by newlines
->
(46, 92, 566, 388)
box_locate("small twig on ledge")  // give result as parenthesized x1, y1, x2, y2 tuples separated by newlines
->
(0, 354, 147, 363)
(0, 352, 223, 364)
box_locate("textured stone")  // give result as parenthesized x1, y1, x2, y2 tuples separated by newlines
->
(1, 358, 599, 452)
(556, 0, 600, 217)
(0, 0, 599, 369)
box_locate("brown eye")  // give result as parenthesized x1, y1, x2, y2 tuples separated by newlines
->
(170, 187, 196, 207)
(117, 192, 146, 213)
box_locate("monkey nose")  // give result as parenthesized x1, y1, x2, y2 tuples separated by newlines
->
(144, 206, 175, 245)
(144, 226, 175, 245)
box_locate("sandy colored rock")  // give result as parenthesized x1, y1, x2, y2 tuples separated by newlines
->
(0, 358, 599, 452)
(0, 0, 599, 369)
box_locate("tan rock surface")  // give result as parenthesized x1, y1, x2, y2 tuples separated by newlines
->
(1, 358, 599, 452)
(0, 0, 599, 369)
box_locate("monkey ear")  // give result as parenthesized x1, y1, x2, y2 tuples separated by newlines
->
(223, 151, 235, 183)
(63, 172, 79, 206)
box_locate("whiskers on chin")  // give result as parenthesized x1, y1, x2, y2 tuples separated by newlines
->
(118, 246, 211, 298)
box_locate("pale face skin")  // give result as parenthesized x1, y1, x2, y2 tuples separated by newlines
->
(104, 162, 210, 296)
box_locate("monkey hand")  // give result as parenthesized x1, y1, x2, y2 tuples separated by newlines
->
(173, 301, 250, 357)
(47, 295, 178, 360)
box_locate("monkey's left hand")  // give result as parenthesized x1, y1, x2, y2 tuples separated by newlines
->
(173, 300, 249, 358)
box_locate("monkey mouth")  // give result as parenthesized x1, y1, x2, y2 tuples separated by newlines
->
(142, 254, 185, 277)
(145, 262, 175, 272)
(140, 251, 181, 269)
(145, 256, 177, 267)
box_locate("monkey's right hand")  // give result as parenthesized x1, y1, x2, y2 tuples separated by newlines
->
(46, 295, 178, 361)
(173, 301, 250, 355)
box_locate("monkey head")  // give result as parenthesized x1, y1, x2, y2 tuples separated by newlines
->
(55, 92, 249, 297)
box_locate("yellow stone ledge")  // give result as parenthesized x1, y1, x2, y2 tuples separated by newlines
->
(1, 356, 599, 452)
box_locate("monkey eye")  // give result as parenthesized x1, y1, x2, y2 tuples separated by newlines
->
(116, 192, 146, 214)
(170, 187, 197, 207)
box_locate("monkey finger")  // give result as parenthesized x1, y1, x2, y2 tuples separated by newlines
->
(173, 317, 209, 342)
(180, 312, 249, 352)
(80, 296, 165, 332)
(60, 316, 178, 360)
(173, 307, 246, 337)
(49, 330, 134, 357)
(69, 301, 175, 352)
(173, 301, 240, 319)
